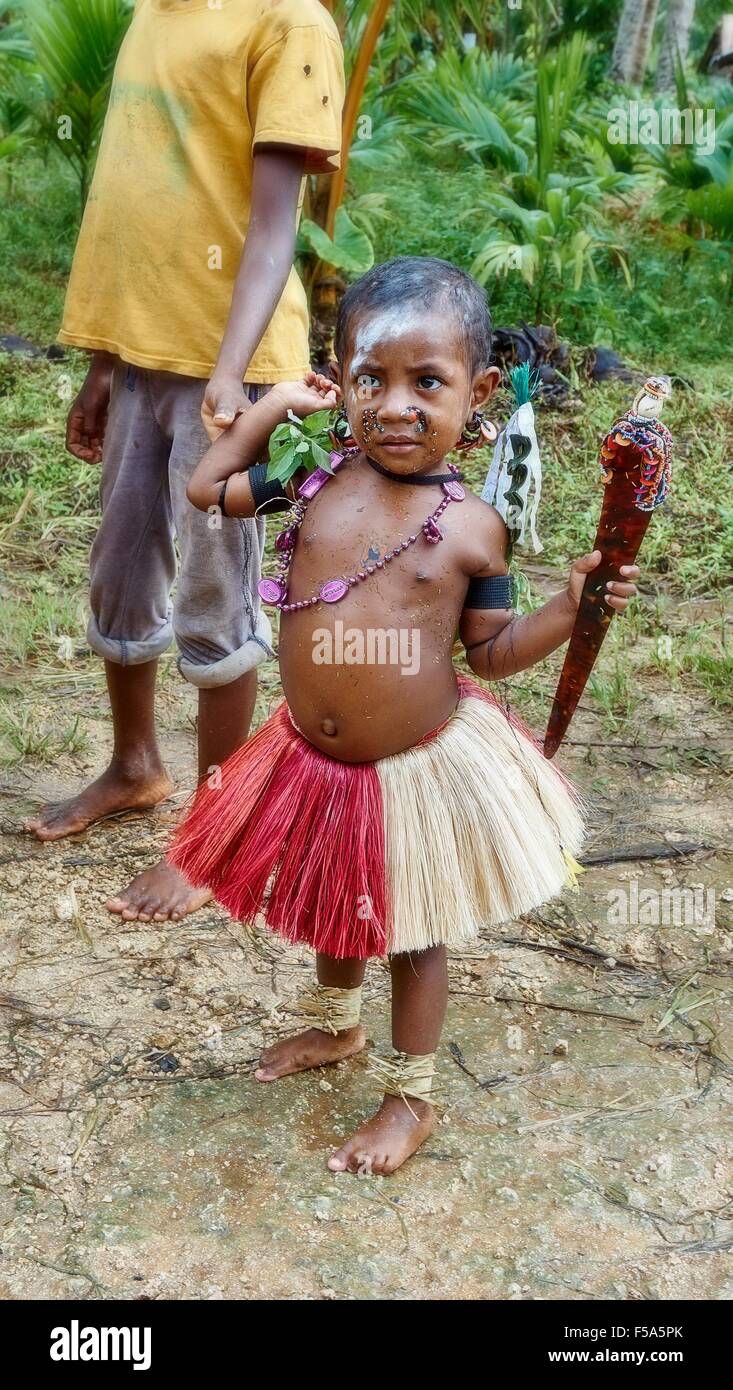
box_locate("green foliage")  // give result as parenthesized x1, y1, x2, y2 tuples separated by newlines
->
(334, 0, 497, 79)
(589, 658, 636, 733)
(685, 649, 733, 710)
(463, 38, 633, 315)
(349, 22, 733, 336)
(0, 703, 87, 764)
(687, 179, 733, 242)
(348, 99, 406, 170)
(0, 0, 33, 61)
(534, 32, 589, 188)
(266, 410, 337, 486)
(298, 206, 374, 275)
(19, 0, 133, 207)
(397, 47, 533, 170)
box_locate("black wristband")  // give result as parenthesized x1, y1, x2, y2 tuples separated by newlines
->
(217, 480, 229, 518)
(464, 574, 516, 609)
(248, 463, 291, 514)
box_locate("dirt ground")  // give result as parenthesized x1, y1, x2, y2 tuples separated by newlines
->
(1, 580, 732, 1302)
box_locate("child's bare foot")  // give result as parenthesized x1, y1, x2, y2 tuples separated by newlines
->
(255, 1026, 366, 1082)
(106, 859, 213, 922)
(328, 1094, 435, 1175)
(25, 761, 173, 841)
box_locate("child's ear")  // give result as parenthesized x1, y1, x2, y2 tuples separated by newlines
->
(471, 366, 500, 411)
(327, 361, 342, 388)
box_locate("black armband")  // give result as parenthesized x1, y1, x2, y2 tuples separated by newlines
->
(464, 574, 516, 609)
(248, 463, 291, 514)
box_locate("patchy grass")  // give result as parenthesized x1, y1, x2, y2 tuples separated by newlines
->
(685, 647, 733, 711)
(0, 158, 77, 346)
(588, 658, 637, 734)
(0, 702, 88, 766)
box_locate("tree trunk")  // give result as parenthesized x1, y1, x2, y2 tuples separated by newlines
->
(611, 0, 661, 85)
(700, 15, 733, 77)
(656, 0, 696, 91)
(629, 0, 660, 84)
(610, 0, 645, 82)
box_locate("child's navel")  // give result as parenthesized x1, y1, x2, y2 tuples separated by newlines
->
(321, 718, 338, 737)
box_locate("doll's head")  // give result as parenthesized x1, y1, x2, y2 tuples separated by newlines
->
(334, 256, 500, 475)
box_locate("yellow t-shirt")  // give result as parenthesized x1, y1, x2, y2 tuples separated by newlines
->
(58, 0, 344, 382)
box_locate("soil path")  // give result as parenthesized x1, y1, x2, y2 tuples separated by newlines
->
(1, 599, 731, 1301)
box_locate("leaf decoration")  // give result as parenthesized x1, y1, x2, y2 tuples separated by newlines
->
(265, 409, 339, 486)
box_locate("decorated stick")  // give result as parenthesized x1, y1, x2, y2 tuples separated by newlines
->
(543, 376, 673, 759)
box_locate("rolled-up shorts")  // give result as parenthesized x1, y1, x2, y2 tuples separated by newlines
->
(87, 362, 274, 688)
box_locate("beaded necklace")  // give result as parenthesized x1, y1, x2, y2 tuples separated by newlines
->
(257, 452, 466, 613)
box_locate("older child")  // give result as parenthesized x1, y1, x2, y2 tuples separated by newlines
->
(170, 257, 640, 1175)
(26, 0, 344, 927)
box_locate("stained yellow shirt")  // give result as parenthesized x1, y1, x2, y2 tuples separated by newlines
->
(58, 0, 344, 382)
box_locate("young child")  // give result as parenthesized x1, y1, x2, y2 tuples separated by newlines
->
(170, 256, 640, 1176)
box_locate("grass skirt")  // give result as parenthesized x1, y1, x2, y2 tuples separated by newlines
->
(168, 676, 585, 959)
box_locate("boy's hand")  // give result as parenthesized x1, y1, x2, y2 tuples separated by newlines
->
(271, 371, 341, 419)
(202, 372, 252, 443)
(66, 354, 114, 462)
(566, 550, 641, 614)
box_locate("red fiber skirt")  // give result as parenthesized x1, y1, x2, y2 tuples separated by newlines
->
(168, 702, 388, 957)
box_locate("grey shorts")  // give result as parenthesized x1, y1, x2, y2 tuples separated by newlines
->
(87, 363, 274, 688)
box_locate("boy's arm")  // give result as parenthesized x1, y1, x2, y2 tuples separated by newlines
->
(187, 387, 292, 517)
(204, 146, 307, 435)
(188, 373, 340, 517)
(460, 508, 639, 680)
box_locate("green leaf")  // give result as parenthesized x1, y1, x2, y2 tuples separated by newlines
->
(266, 446, 298, 485)
(300, 409, 334, 436)
(471, 237, 538, 286)
(265, 407, 340, 485)
(309, 441, 333, 472)
(298, 208, 374, 274)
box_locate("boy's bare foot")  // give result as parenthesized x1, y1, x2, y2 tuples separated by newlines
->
(255, 1026, 367, 1082)
(328, 1094, 435, 1175)
(106, 859, 213, 922)
(25, 762, 173, 842)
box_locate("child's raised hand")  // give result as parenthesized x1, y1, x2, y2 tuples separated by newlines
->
(566, 550, 641, 613)
(272, 371, 341, 418)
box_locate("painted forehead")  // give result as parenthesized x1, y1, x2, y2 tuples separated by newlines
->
(342, 301, 469, 368)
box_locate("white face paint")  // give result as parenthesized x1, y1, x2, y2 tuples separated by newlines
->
(348, 304, 434, 375)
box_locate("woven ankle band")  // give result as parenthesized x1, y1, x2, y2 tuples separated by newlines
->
(299, 983, 363, 1036)
(366, 1048, 437, 1117)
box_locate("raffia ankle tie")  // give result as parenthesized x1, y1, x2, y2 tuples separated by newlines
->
(366, 1048, 437, 1121)
(299, 983, 363, 1036)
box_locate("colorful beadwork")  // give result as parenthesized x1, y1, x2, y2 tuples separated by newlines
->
(257, 454, 466, 613)
(599, 414, 673, 512)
